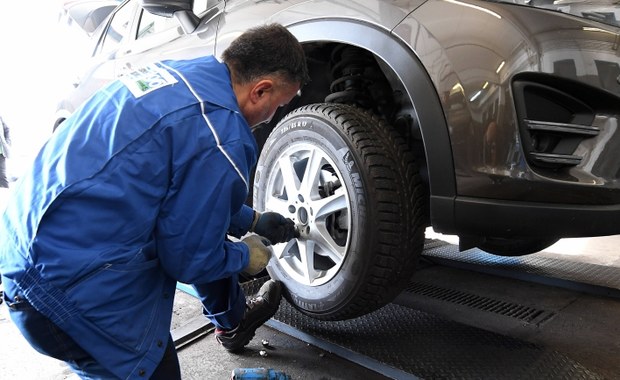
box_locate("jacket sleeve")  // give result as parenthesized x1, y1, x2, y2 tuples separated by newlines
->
(154, 118, 252, 285)
(228, 204, 255, 238)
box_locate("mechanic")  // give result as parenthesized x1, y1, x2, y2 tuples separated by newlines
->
(0, 23, 309, 379)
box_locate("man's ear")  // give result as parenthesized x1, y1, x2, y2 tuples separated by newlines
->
(249, 79, 275, 104)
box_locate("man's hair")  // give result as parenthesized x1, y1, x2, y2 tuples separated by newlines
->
(222, 23, 310, 86)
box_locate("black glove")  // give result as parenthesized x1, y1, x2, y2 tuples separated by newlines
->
(252, 211, 297, 244)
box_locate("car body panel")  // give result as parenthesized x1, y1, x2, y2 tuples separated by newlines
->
(214, 0, 426, 57)
(393, 1, 620, 236)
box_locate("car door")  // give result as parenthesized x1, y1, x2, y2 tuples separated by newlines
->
(112, 0, 222, 79)
(56, 0, 222, 128)
(56, 0, 138, 124)
(113, 3, 186, 77)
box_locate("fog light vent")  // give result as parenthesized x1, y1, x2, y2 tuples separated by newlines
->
(522, 119, 601, 166)
(511, 72, 620, 170)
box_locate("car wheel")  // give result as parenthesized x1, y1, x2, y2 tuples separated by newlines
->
(477, 237, 559, 256)
(254, 103, 426, 320)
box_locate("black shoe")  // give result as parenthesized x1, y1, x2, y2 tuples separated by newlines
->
(215, 280, 282, 352)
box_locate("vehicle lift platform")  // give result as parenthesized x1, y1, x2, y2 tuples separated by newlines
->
(171, 240, 620, 379)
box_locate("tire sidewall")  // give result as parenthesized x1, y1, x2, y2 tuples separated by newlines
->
(254, 111, 373, 313)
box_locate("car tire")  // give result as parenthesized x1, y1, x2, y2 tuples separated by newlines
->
(477, 237, 559, 256)
(254, 103, 426, 320)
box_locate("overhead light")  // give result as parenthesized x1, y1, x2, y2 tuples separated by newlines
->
(583, 26, 618, 36)
(470, 90, 482, 102)
(482, 81, 489, 89)
(444, 0, 502, 19)
(451, 82, 464, 94)
(496, 61, 505, 74)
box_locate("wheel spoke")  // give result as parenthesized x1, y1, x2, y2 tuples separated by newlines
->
(308, 182, 348, 263)
(298, 239, 317, 283)
(310, 223, 346, 262)
(299, 148, 324, 197)
(277, 153, 300, 198)
(313, 186, 347, 219)
(276, 239, 297, 260)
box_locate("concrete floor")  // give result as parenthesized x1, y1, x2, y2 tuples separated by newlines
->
(1, 186, 619, 379)
(0, 288, 389, 380)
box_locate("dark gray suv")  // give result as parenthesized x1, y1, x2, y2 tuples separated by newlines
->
(53, 0, 620, 320)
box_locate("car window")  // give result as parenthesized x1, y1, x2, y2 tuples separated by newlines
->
(99, 0, 136, 55)
(136, 8, 179, 40)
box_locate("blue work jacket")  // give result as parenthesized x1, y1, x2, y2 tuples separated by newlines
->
(0, 56, 257, 379)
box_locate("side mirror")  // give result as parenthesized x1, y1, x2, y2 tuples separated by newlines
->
(140, 0, 192, 17)
(140, 0, 199, 34)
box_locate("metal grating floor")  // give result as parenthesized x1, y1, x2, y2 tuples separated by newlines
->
(239, 240, 620, 380)
(267, 297, 602, 379)
(402, 280, 556, 325)
(421, 240, 620, 297)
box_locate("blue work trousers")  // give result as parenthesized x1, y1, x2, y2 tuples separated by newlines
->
(193, 275, 246, 330)
(3, 291, 181, 380)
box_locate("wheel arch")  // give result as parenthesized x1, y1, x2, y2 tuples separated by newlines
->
(285, 19, 457, 231)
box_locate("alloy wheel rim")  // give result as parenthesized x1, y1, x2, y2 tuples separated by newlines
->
(263, 142, 351, 286)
